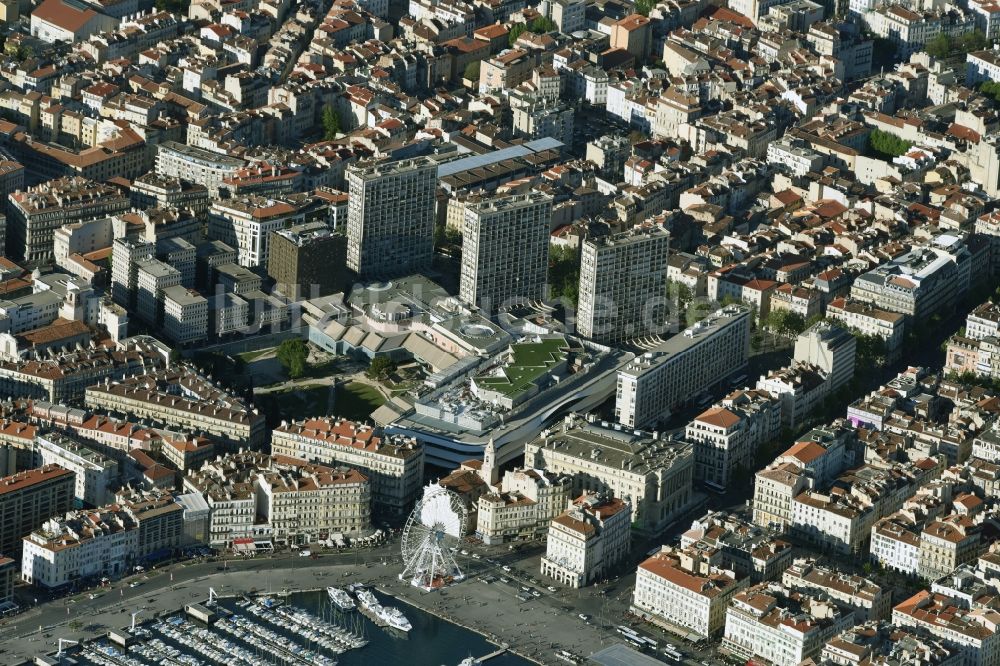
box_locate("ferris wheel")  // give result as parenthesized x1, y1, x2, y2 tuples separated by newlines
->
(399, 485, 467, 591)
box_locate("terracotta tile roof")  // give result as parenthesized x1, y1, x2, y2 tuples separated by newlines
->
(694, 407, 741, 428)
(33, 0, 102, 33)
(783, 440, 826, 464)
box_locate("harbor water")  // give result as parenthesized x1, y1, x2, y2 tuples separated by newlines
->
(233, 588, 534, 666)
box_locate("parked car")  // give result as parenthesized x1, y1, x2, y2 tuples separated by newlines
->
(299, 549, 311, 557)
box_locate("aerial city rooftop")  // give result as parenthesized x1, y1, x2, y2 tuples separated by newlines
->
(2, 0, 1000, 661)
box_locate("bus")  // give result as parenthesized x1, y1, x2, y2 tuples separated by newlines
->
(703, 480, 727, 495)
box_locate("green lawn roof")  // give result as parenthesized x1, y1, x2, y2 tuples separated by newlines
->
(475, 337, 567, 398)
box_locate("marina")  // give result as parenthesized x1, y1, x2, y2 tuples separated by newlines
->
(25, 587, 531, 666)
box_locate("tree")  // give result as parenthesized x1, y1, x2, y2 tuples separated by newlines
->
(959, 30, 988, 53)
(154, 0, 189, 12)
(529, 16, 557, 33)
(762, 309, 799, 338)
(628, 130, 647, 144)
(548, 244, 579, 306)
(322, 105, 341, 141)
(367, 356, 396, 380)
(276, 339, 309, 379)
(463, 61, 481, 82)
(853, 331, 887, 368)
(668, 280, 693, 314)
(980, 80, 1000, 103)
(434, 225, 461, 250)
(508, 23, 526, 46)
(925, 33, 952, 58)
(867, 128, 912, 159)
(781, 311, 806, 337)
(719, 294, 740, 307)
(635, 0, 655, 15)
(926, 30, 987, 58)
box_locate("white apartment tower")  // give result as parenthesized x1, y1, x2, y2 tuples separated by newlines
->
(346, 158, 437, 280)
(616, 305, 752, 428)
(111, 237, 154, 310)
(577, 226, 670, 344)
(135, 258, 181, 327)
(207, 197, 303, 269)
(793, 321, 857, 393)
(459, 193, 552, 312)
(162, 285, 209, 345)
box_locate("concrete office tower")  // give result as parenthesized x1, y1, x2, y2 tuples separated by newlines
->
(268, 221, 348, 299)
(577, 226, 670, 344)
(346, 158, 437, 280)
(459, 192, 552, 312)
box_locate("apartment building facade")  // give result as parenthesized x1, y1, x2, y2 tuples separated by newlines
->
(270, 417, 424, 517)
(35, 433, 118, 508)
(632, 546, 746, 638)
(183, 452, 372, 546)
(541, 493, 631, 588)
(0, 464, 74, 559)
(155, 141, 245, 197)
(577, 225, 670, 345)
(84, 373, 266, 450)
(685, 390, 781, 490)
(616, 305, 751, 428)
(723, 583, 856, 666)
(893, 591, 1000, 666)
(475, 467, 571, 545)
(7, 177, 129, 264)
(458, 192, 552, 312)
(525, 414, 694, 536)
(346, 158, 436, 279)
(208, 196, 305, 269)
